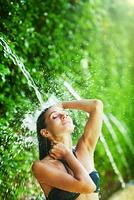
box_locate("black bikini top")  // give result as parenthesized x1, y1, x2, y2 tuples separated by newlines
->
(46, 148, 100, 200)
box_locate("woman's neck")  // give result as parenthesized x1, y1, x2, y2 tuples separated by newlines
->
(53, 134, 73, 150)
(45, 134, 73, 161)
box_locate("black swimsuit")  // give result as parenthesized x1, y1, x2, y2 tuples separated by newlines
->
(46, 148, 100, 200)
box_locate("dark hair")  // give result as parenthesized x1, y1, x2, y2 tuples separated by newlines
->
(36, 107, 52, 160)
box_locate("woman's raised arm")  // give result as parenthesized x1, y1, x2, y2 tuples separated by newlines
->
(60, 99, 103, 152)
(61, 99, 102, 113)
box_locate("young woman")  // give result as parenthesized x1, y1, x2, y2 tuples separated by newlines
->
(32, 99, 103, 200)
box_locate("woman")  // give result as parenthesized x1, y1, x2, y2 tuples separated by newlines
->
(32, 99, 103, 200)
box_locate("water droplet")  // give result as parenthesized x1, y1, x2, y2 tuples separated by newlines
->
(44, 12, 48, 16)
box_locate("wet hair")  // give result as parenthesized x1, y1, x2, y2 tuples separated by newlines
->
(36, 107, 52, 160)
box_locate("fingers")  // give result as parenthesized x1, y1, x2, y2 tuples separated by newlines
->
(52, 140, 58, 145)
(49, 148, 59, 159)
(50, 153, 57, 159)
(49, 149, 56, 159)
(49, 142, 65, 159)
(53, 142, 64, 148)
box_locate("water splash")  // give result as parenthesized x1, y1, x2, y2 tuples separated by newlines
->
(80, 51, 90, 77)
(64, 81, 81, 100)
(0, 37, 44, 106)
(109, 113, 134, 156)
(103, 114, 130, 170)
(63, 80, 126, 188)
(0, 37, 126, 188)
(100, 135, 125, 188)
(0, 37, 60, 132)
(22, 94, 60, 132)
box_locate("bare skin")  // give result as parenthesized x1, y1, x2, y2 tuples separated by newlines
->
(32, 99, 103, 200)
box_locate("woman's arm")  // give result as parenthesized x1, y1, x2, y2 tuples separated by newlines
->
(32, 150, 96, 193)
(61, 99, 103, 152)
(62, 99, 101, 113)
(65, 150, 96, 186)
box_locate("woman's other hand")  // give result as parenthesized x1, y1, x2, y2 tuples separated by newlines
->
(49, 142, 70, 160)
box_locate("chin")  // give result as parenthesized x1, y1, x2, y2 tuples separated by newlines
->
(60, 126, 74, 135)
(65, 125, 75, 133)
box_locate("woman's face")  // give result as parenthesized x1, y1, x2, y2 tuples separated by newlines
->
(44, 106, 75, 136)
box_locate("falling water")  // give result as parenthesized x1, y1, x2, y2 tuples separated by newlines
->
(109, 113, 134, 156)
(100, 135, 125, 188)
(0, 37, 126, 188)
(103, 114, 129, 170)
(0, 37, 60, 133)
(63, 80, 126, 188)
(22, 93, 59, 132)
(0, 37, 44, 106)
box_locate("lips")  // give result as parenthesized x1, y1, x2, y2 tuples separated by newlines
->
(62, 120, 72, 125)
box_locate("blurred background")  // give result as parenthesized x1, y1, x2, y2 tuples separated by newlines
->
(0, 0, 134, 199)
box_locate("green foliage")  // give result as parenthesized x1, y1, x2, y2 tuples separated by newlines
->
(0, 0, 134, 199)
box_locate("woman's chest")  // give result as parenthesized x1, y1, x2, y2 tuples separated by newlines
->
(55, 159, 74, 176)
(41, 160, 74, 196)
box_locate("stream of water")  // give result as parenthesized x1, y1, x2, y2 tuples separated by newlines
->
(0, 37, 128, 189)
(0, 37, 44, 106)
(64, 80, 126, 188)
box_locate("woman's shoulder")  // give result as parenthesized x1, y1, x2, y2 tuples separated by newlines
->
(31, 157, 49, 172)
(31, 158, 54, 183)
(32, 156, 65, 175)
(32, 160, 43, 173)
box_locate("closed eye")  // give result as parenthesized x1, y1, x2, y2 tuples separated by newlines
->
(52, 112, 69, 119)
(52, 115, 59, 119)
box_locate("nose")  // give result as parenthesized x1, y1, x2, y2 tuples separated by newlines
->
(61, 113, 68, 119)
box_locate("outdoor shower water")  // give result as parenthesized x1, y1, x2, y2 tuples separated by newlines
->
(103, 114, 130, 171)
(22, 94, 60, 132)
(64, 80, 126, 188)
(0, 37, 60, 132)
(0, 37, 128, 188)
(0, 37, 44, 106)
(109, 113, 134, 156)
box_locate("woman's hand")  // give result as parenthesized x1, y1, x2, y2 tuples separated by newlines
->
(49, 142, 71, 160)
